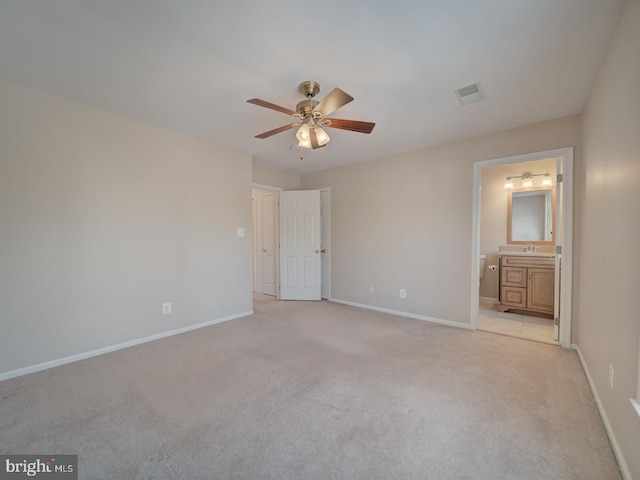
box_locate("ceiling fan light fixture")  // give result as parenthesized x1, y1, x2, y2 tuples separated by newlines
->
(315, 126, 330, 146)
(296, 122, 310, 142)
(298, 136, 311, 149)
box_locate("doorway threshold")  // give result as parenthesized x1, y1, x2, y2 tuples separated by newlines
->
(478, 306, 559, 346)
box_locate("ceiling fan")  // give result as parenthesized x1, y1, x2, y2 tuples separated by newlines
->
(247, 81, 375, 149)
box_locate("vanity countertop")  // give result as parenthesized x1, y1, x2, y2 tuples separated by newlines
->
(497, 251, 555, 258)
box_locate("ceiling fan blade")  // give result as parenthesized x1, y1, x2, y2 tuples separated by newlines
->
(247, 98, 296, 116)
(313, 88, 354, 117)
(254, 123, 300, 139)
(322, 118, 376, 134)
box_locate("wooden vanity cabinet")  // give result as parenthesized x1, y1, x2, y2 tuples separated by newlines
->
(498, 255, 555, 316)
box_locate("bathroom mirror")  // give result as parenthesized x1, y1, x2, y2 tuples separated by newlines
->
(507, 187, 555, 244)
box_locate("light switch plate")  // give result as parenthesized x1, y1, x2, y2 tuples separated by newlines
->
(237, 228, 245, 238)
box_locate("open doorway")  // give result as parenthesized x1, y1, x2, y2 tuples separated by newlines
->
(471, 148, 574, 348)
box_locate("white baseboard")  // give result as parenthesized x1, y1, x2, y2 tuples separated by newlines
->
(572, 344, 631, 480)
(0, 310, 254, 382)
(329, 298, 473, 330)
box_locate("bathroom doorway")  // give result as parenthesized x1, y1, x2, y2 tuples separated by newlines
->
(471, 148, 574, 348)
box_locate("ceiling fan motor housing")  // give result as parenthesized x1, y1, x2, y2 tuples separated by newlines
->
(296, 98, 320, 117)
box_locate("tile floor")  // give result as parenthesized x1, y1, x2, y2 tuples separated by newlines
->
(478, 302, 559, 346)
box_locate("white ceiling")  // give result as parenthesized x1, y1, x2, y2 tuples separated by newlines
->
(0, 0, 624, 175)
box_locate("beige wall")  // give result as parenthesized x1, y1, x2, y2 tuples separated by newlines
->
(479, 158, 557, 299)
(252, 162, 301, 190)
(577, 0, 640, 477)
(302, 115, 580, 325)
(0, 82, 253, 375)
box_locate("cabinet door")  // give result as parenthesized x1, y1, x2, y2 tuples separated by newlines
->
(501, 286, 527, 308)
(502, 266, 527, 287)
(527, 268, 555, 313)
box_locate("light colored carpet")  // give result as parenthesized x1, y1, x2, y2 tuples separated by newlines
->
(0, 295, 622, 479)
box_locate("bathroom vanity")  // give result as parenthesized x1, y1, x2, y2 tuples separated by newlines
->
(498, 254, 555, 316)
(496, 183, 557, 317)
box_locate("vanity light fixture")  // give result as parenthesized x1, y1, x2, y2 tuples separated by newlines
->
(504, 171, 553, 189)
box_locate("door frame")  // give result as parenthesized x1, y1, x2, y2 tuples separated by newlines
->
(470, 147, 574, 348)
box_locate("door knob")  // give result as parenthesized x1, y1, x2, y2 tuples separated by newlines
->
(263, 249, 267, 252)
(321, 249, 327, 253)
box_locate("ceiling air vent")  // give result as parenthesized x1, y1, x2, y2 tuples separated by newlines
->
(454, 82, 484, 105)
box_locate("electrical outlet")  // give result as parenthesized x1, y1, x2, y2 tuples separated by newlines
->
(608, 364, 614, 389)
(369, 286, 374, 294)
(399, 289, 406, 299)
(162, 302, 172, 315)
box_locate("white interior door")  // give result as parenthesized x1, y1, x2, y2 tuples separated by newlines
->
(279, 190, 322, 300)
(262, 192, 278, 296)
